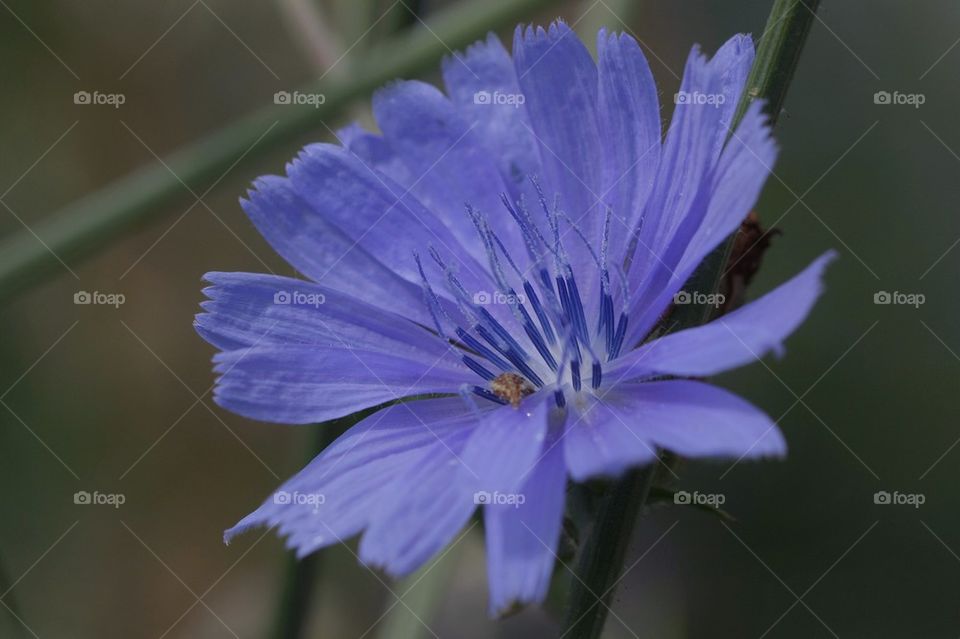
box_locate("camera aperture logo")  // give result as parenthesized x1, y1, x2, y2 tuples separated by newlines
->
(473, 90, 525, 108)
(673, 290, 725, 308)
(274, 490, 326, 512)
(273, 290, 326, 307)
(74, 490, 126, 508)
(74, 90, 126, 108)
(874, 490, 924, 508)
(473, 490, 525, 508)
(873, 290, 924, 308)
(873, 90, 925, 109)
(274, 91, 326, 108)
(674, 490, 726, 507)
(472, 290, 526, 306)
(674, 91, 726, 108)
(74, 290, 126, 308)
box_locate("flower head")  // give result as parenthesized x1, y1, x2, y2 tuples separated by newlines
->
(196, 22, 833, 615)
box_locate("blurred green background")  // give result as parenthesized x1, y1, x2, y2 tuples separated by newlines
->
(1, 0, 958, 637)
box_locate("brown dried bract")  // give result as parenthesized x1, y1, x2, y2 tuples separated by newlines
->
(490, 372, 534, 408)
(721, 211, 780, 313)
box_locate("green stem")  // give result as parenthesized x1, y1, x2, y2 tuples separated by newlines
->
(561, 2, 821, 637)
(561, 465, 657, 639)
(0, 0, 556, 302)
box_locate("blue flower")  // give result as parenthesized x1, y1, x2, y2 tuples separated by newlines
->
(196, 22, 834, 615)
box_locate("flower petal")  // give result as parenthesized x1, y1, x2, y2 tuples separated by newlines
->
(212, 345, 472, 424)
(609, 251, 836, 381)
(195, 271, 450, 362)
(484, 428, 566, 615)
(225, 398, 476, 555)
(372, 80, 526, 266)
(240, 174, 430, 323)
(623, 100, 779, 345)
(631, 34, 754, 275)
(336, 122, 415, 186)
(622, 35, 755, 344)
(600, 380, 785, 459)
(564, 392, 658, 481)
(441, 33, 542, 203)
(461, 392, 553, 495)
(358, 432, 477, 576)
(512, 22, 603, 289)
(597, 29, 661, 262)
(286, 143, 496, 304)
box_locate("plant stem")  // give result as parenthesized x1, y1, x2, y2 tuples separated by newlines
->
(560, 2, 822, 637)
(561, 465, 657, 639)
(0, 0, 556, 302)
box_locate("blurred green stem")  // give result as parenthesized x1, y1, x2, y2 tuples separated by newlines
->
(0, 0, 555, 302)
(373, 533, 464, 639)
(560, 1, 821, 638)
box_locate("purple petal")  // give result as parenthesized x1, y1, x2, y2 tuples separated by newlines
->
(225, 398, 476, 555)
(358, 433, 477, 576)
(240, 175, 431, 323)
(286, 143, 496, 306)
(512, 22, 603, 289)
(609, 251, 836, 381)
(677, 100, 779, 274)
(484, 429, 566, 615)
(372, 80, 527, 266)
(633, 34, 754, 270)
(623, 101, 779, 345)
(212, 345, 472, 424)
(441, 33, 542, 203)
(336, 122, 414, 186)
(623, 35, 755, 340)
(196, 271, 451, 362)
(461, 392, 553, 494)
(597, 30, 661, 262)
(564, 391, 658, 481)
(600, 380, 785, 459)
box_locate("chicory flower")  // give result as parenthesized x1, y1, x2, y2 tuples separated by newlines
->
(196, 22, 833, 614)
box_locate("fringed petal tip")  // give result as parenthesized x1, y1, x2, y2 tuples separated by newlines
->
(514, 19, 574, 46)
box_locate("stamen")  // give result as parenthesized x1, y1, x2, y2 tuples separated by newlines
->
(570, 358, 581, 392)
(416, 184, 634, 405)
(609, 313, 629, 360)
(554, 390, 566, 407)
(463, 355, 496, 381)
(456, 328, 511, 371)
(591, 360, 603, 390)
(414, 251, 448, 339)
(523, 281, 557, 345)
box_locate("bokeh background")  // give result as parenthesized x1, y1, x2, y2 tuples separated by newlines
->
(1, 0, 958, 637)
